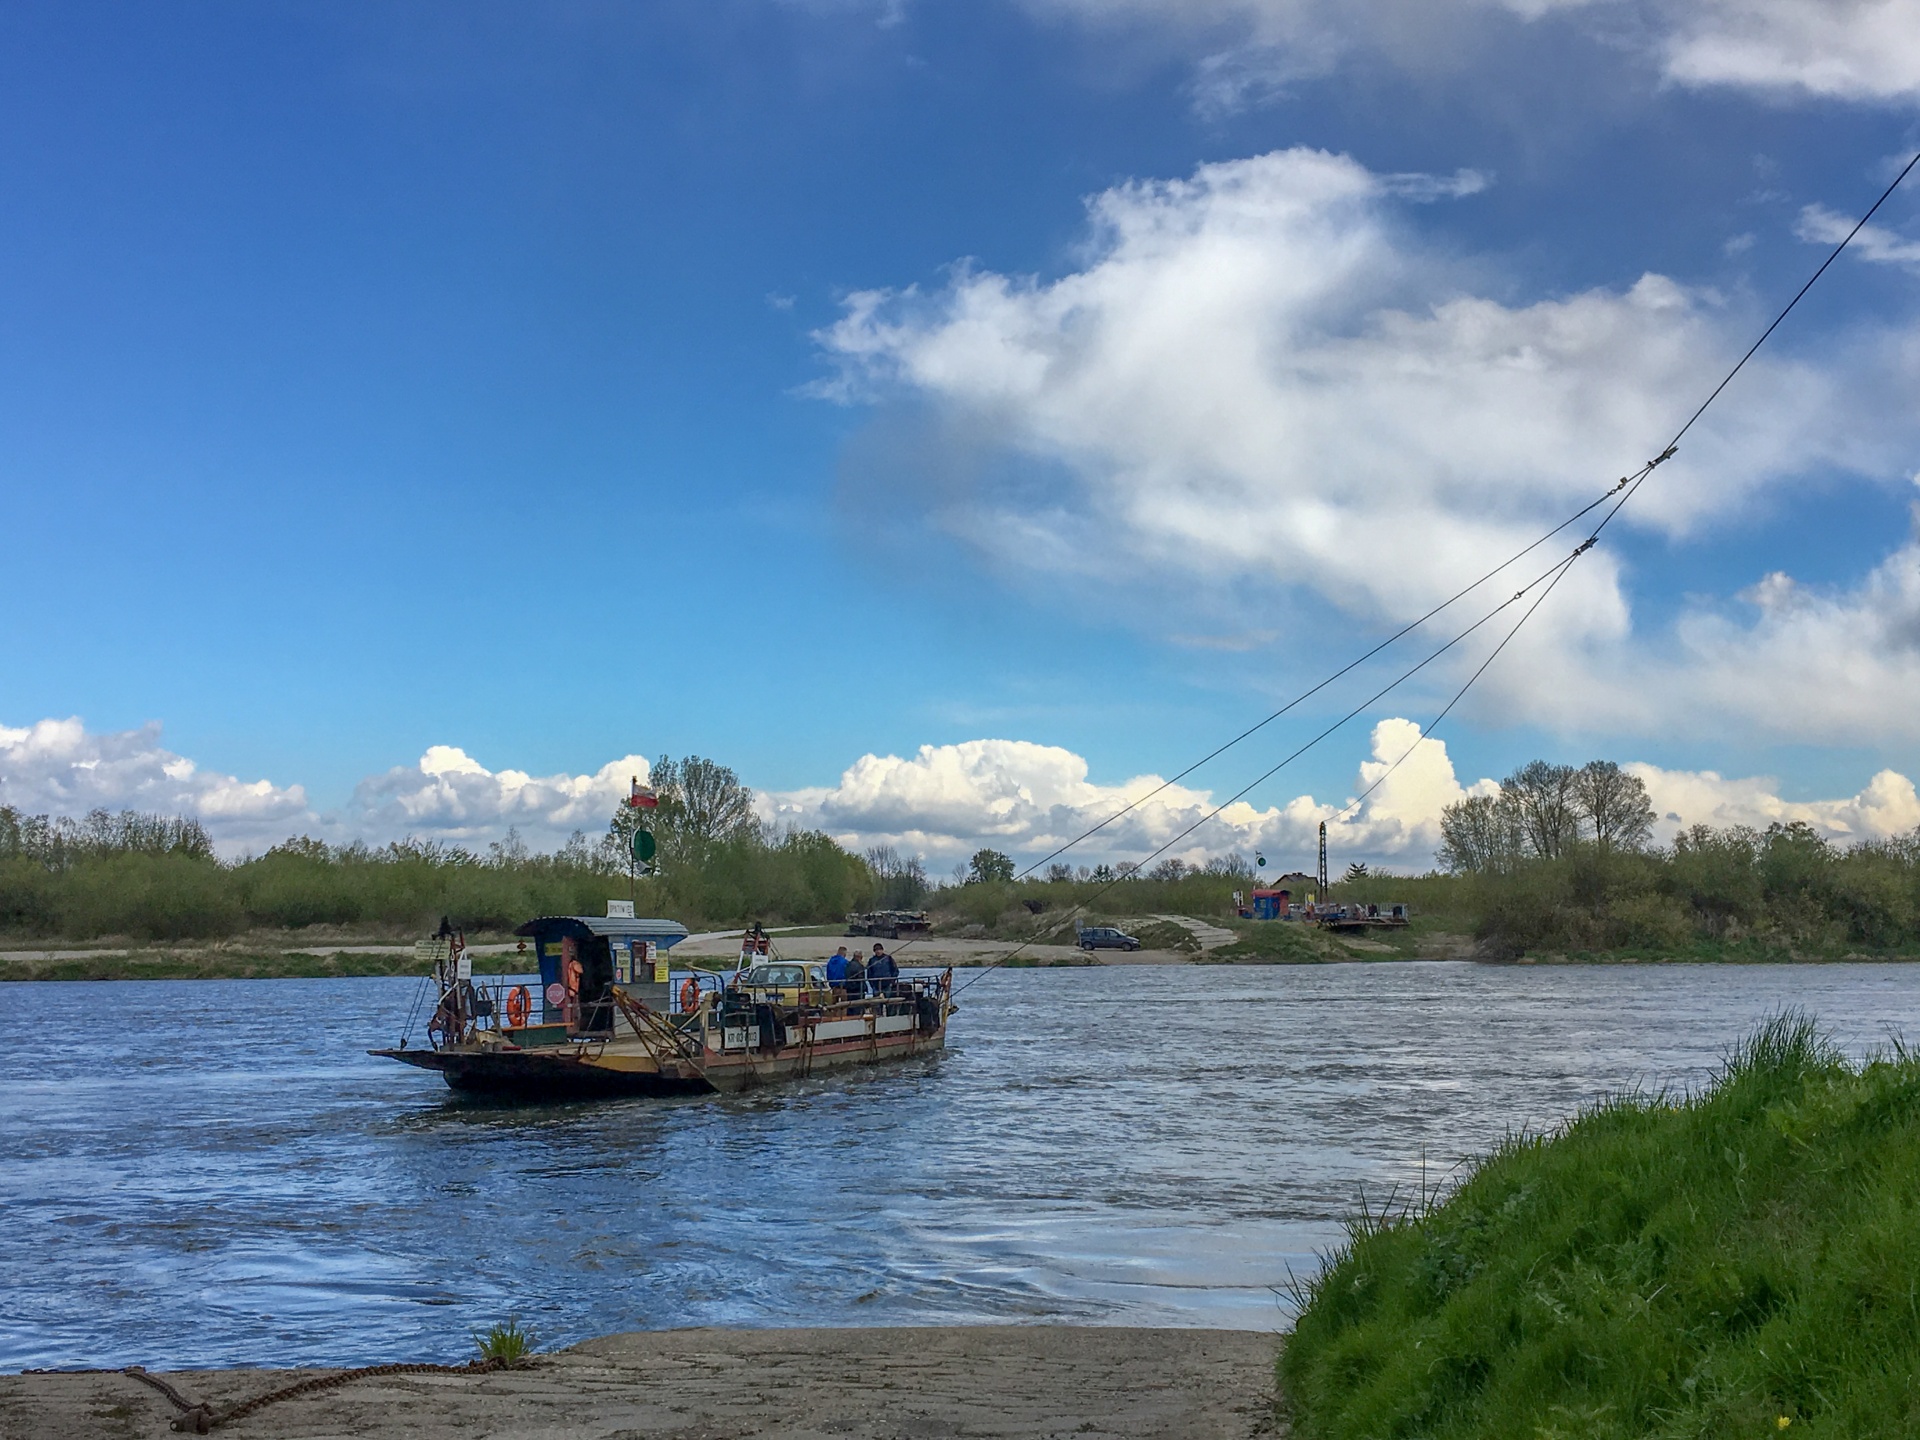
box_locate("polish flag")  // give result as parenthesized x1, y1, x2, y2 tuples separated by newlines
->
(628, 777, 659, 809)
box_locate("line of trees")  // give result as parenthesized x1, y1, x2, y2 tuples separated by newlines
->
(0, 756, 881, 941)
(1438, 759, 1657, 871)
(1432, 757, 1920, 956)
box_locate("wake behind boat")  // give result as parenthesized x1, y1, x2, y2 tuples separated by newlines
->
(372, 909, 954, 1098)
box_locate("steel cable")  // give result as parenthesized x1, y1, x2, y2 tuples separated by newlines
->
(951, 144, 1920, 991)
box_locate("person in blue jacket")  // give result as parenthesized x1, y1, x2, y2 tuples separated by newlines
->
(825, 945, 851, 1000)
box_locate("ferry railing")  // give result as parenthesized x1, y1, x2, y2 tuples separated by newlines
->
(428, 966, 952, 1050)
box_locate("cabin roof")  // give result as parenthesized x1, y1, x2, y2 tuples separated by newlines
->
(512, 915, 691, 942)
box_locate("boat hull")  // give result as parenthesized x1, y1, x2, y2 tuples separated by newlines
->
(372, 1022, 947, 1100)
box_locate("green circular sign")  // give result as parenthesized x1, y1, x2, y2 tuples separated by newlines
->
(630, 828, 657, 863)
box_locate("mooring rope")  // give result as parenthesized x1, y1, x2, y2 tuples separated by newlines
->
(118, 1356, 516, 1433)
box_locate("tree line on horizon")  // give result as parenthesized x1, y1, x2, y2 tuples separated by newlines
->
(0, 756, 880, 940)
(11, 748, 1920, 958)
(1433, 756, 1920, 957)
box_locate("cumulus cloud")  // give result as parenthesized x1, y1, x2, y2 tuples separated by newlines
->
(0, 717, 653, 856)
(766, 719, 1920, 869)
(764, 718, 1488, 870)
(8, 715, 1920, 870)
(815, 147, 1911, 741)
(347, 747, 652, 849)
(0, 717, 313, 852)
(1660, 0, 1920, 101)
(1021, 0, 1920, 105)
(1467, 524, 1920, 747)
(1632, 761, 1920, 843)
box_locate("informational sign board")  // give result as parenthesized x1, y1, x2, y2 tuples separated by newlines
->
(641, 940, 668, 984)
(414, 937, 452, 969)
(607, 899, 635, 919)
(455, 949, 472, 981)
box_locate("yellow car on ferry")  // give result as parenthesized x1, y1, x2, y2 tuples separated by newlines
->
(731, 961, 833, 1007)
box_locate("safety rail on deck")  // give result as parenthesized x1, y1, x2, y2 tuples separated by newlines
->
(424, 966, 951, 1050)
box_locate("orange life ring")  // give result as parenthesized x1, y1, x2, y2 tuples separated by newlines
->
(505, 985, 531, 1028)
(679, 976, 700, 1012)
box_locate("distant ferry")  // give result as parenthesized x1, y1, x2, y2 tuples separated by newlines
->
(372, 911, 954, 1098)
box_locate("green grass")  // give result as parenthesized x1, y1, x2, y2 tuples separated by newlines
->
(1283, 1016, 1920, 1439)
(1206, 921, 1335, 964)
(473, 1317, 534, 1366)
(1119, 919, 1202, 953)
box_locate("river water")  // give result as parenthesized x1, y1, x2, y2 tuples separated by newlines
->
(4, 961, 1918, 1371)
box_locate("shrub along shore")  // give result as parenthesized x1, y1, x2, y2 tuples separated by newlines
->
(12, 789, 1920, 974)
(1282, 1017, 1920, 1439)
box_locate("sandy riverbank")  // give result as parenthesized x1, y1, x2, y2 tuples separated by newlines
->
(3, 1326, 1282, 1439)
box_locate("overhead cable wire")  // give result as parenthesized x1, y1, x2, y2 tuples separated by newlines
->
(927, 144, 1920, 994)
(1012, 146, 1920, 891)
(950, 545, 1586, 992)
(1012, 459, 1661, 882)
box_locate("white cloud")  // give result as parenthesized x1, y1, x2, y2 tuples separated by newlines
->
(1631, 761, 1920, 843)
(0, 717, 313, 852)
(348, 747, 653, 848)
(765, 717, 1920, 869)
(1021, 0, 1920, 104)
(1474, 527, 1920, 747)
(7, 715, 1919, 872)
(0, 718, 652, 857)
(1796, 202, 1920, 265)
(815, 147, 1903, 740)
(763, 718, 1486, 870)
(1661, 0, 1920, 101)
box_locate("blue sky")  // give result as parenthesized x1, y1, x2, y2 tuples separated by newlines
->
(5, 0, 1920, 869)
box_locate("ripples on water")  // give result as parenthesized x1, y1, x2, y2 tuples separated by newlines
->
(4, 961, 1919, 1369)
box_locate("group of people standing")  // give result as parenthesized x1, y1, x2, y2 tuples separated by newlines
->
(825, 942, 899, 1000)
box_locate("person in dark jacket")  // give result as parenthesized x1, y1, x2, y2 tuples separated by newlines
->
(845, 948, 868, 1001)
(868, 943, 900, 996)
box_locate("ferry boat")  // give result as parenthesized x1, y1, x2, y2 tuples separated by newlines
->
(372, 911, 954, 1098)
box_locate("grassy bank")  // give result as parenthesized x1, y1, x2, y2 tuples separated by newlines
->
(1283, 1017, 1920, 1439)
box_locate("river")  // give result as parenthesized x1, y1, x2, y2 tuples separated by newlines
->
(4, 961, 1917, 1371)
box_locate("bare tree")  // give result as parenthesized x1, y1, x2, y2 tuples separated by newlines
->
(867, 844, 930, 907)
(1147, 858, 1188, 881)
(1437, 794, 1522, 872)
(1572, 761, 1656, 852)
(1502, 760, 1583, 858)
